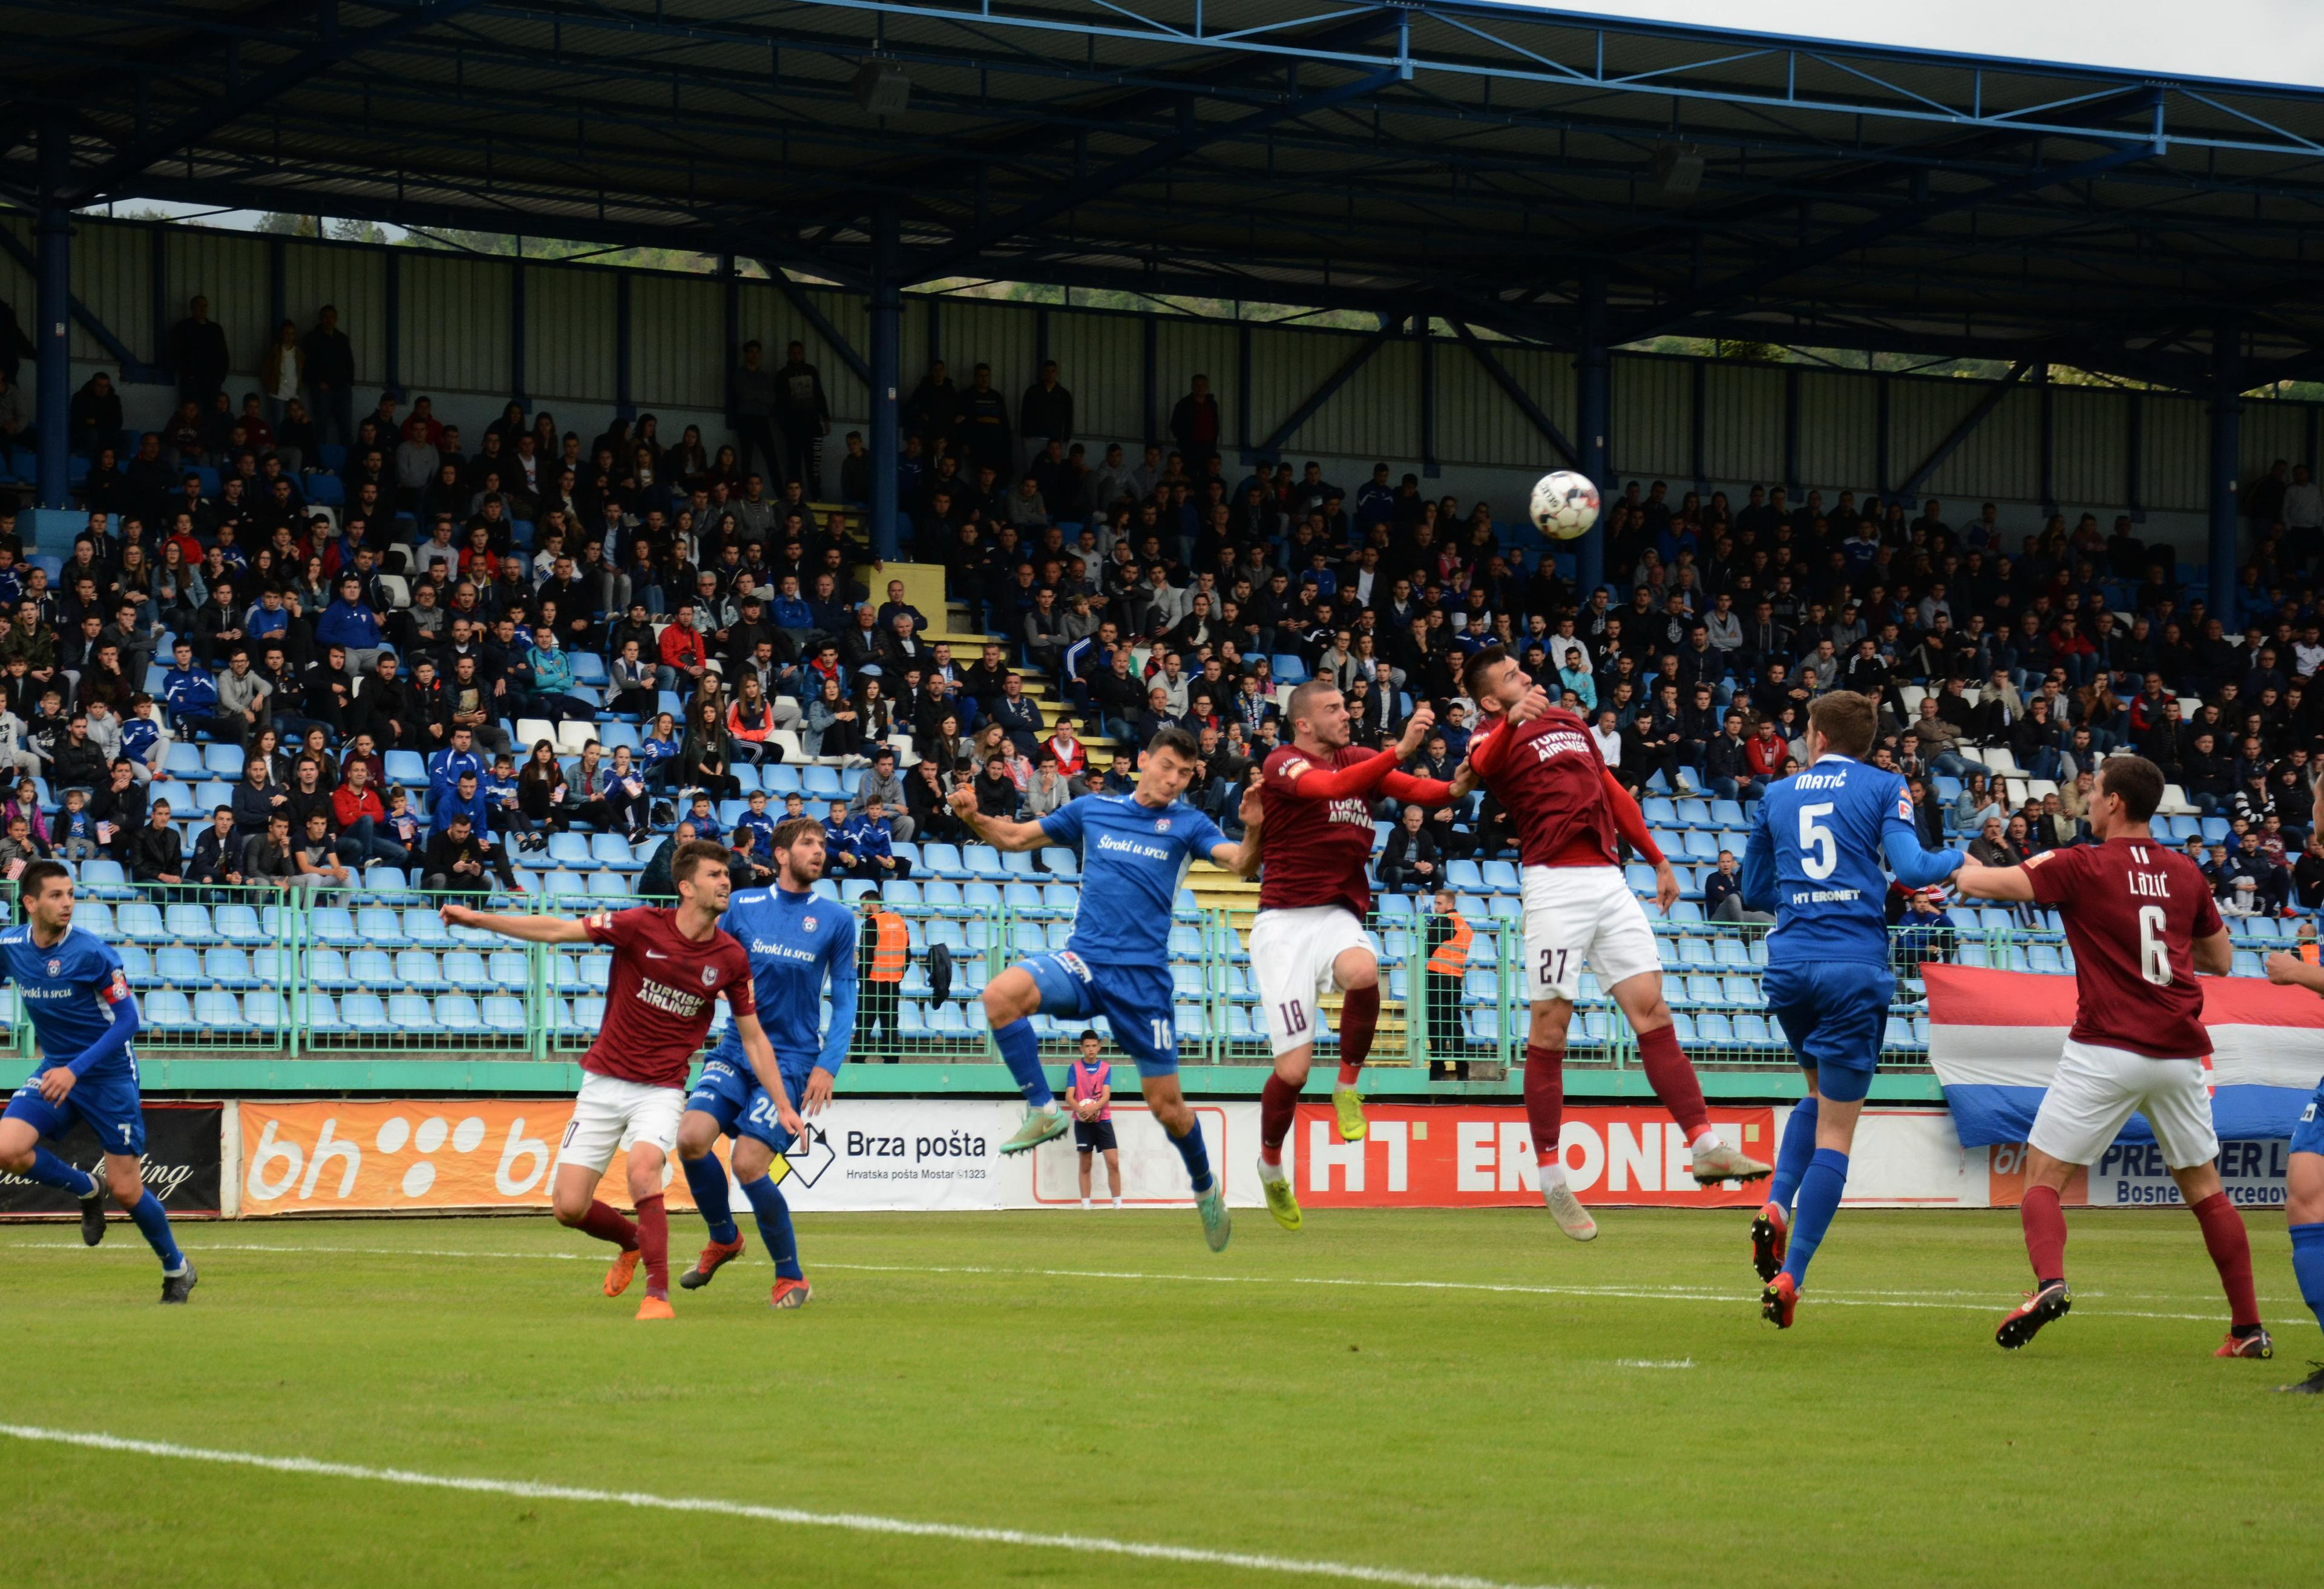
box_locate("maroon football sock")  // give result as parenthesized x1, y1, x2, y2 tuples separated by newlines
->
(2021, 1184, 2068, 1284)
(1336, 982, 1380, 1085)
(1636, 1022, 1712, 1144)
(635, 1194, 671, 1299)
(1259, 1073, 1300, 1166)
(1525, 1044, 1564, 1168)
(579, 1199, 638, 1251)
(2190, 1191, 2261, 1328)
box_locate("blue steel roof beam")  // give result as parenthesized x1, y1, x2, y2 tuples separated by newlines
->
(907, 65, 1403, 282)
(758, 263, 875, 377)
(1612, 137, 2167, 346)
(66, 0, 501, 204)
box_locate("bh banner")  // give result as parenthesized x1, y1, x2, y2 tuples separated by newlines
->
(0, 1101, 225, 1219)
(239, 1099, 1272, 1215)
(1278, 1102, 1774, 1208)
(1924, 964, 2324, 1147)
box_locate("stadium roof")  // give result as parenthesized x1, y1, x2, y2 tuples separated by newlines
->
(5, 1, 2324, 389)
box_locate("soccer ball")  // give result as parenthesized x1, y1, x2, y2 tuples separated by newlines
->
(1529, 470, 1600, 539)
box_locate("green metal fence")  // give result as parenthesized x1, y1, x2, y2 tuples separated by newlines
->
(0, 880, 2104, 1072)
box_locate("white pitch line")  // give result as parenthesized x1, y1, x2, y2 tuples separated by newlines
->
(5, 1239, 2304, 1325)
(0, 1424, 1570, 1589)
(1613, 1359, 1695, 1370)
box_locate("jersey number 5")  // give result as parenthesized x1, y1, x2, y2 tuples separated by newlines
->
(1798, 803, 1838, 881)
(2137, 904, 2171, 987)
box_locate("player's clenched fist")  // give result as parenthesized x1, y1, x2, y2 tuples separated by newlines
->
(1397, 703, 1436, 758)
(439, 903, 483, 929)
(947, 785, 980, 820)
(2267, 950, 2306, 985)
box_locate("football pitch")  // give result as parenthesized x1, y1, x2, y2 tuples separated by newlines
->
(1, 1207, 2311, 1588)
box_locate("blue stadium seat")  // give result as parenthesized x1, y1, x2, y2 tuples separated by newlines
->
(203, 948, 260, 990)
(245, 991, 286, 1031)
(1040, 846, 1080, 880)
(387, 995, 438, 1033)
(592, 833, 642, 870)
(192, 991, 248, 1032)
(202, 744, 245, 780)
(963, 844, 1008, 881)
(143, 989, 197, 1033)
(355, 907, 409, 947)
(311, 907, 361, 947)
(119, 901, 169, 944)
(163, 903, 220, 944)
(308, 949, 356, 992)
(303, 993, 345, 1033)
(921, 843, 968, 880)
(586, 872, 631, 901)
(348, 949, 396, 988)
(487, 950, 528, 987)
(164, 742, 205, 779)
(435, 995, 484, 1034)
(482, 996, 528, 1034)
(396, 950, 450, 992)
(547, 832, 596, 870)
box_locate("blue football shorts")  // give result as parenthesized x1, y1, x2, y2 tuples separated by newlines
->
(1762, 959, 1894, 1105)
(4, 1061, 145, 1157)
(1023, 950, 1180, 1077)
(684, 1055, 804, 1154)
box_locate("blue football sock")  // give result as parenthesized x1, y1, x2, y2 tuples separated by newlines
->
(1167, 1117, 1213, 1195)
(1779, 1148, 1850, 1290)
(128, 1191, 183, 1272)
(1767, 1096, 1819, 1213)
(740, 1174, 803, 1280)
(2291, 1222, 2324, 1335)
(994, 1018, 1055, 1108)
(681, 1153, 739, 1246)
(27, 1147, 97, 1199)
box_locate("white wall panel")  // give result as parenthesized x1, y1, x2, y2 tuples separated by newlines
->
(1928, 387, 2038, 504)
(70, 221, 152, 367)
(2050, 387, 2127, 509)
(525, 265, 615, 404)
(402, 252, 509, 394)
(629, 272, 723, 412)
(1699, 363, 1783, 485)
(1611, 355, 1692, 482)
(1795, 369, 1877, 493)
(2144, 395, 2208, 512)
(1152, 318, 1241, 452)
(1434, 341, 1572, 470)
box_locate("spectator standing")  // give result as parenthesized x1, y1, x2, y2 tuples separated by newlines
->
(167, 296, 231, 405)
(856, 889, 908, 1060)
(1421, 888, 1470, 1059)
(774, 340, 830, 493)
(957, 363, 1012, 479)
(300, 305, 356, 449)
(734, 340, 782, 487)
(259, 320, 304, 434)
(1018, 360, 1074, 481)
(1063, 1030, 1121, 1208)
(1170, 374, 1221, 471)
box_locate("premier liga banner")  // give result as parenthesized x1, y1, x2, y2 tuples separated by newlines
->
(232, 1099, 1777, 1216)
(1923, 964, 2324, 1148)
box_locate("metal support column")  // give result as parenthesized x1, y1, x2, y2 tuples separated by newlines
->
(1575, 272, 1610, 599)
(34, 118, 73, 512)
(2210, 320, 2243, 622)
(868, 202, 903, 562)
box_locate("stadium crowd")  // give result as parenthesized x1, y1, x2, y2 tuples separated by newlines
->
(7, 292, 2324, 927)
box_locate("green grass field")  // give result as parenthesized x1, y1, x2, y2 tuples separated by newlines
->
(1, 1207, 2313, 1588)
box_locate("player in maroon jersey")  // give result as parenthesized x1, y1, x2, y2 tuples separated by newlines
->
(442, 840, 791, 1320)
(1247, 683, 1452, 1229)
(1955, 755, 2271, 1357)
(1450, 646, 1768, 1241)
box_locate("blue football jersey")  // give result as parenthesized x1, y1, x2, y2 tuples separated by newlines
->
(1039, 794, 1226, 967)
(703, 884, 858, 1076)
(1745, 755, 1955, 965)
(0, 924, 137, 1077)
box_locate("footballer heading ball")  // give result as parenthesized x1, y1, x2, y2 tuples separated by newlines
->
(1530, 470, 1600, 539)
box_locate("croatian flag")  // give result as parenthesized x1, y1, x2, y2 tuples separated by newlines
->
(1923, 964, 2324, 1147)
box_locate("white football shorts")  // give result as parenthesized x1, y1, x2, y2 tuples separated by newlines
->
(1521, 864, 1662, 1005)
(556, 1071, 686, 1177)
(1249, 904, 1377, 1058)
(2028, 1037, 2219, 1170)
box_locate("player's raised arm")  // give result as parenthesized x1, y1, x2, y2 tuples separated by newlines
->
(809, 913, 860, 1107)
(1597, 768, 1679, 913)
(2267, 950, 2324, 994)
(1214, 782, 1266, 878)
(1741, 796, 1777, 914)
(947, 783, 1051, 852)
(1952, 859, 2035, 903)
(1877, 776, 1967, 889)
(438, 902, 594, 943)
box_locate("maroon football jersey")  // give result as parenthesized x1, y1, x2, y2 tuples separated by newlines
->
(2023, 837, 2224, 1059)
(1259, 745, 1383, 917)
(1466, 705, 1621, 869)
(582, 906, 757, 1088)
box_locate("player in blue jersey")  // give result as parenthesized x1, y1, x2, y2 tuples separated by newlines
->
(0, 861, 194, 1301)
(950, 725, 1264, 1250)
(1741, 693, 1962, 1327)
(2260, 767, 2324, 1392)
(672, 815, 850, 1309)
